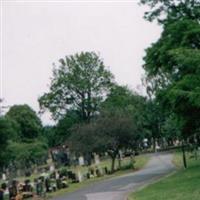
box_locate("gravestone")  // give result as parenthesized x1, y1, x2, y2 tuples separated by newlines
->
(79, 156, 84, 166)
(2, 173, 6, 181)
(143, 138, 148, 148)
(94, 154, 100, 165)
(77, 171, 82, 182)
(50, 165, 55, 172)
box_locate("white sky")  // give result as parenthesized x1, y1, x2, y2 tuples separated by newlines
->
(1, 0, 162, 125)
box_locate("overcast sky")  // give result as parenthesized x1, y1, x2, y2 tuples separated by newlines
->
(1, 0, 162, 124)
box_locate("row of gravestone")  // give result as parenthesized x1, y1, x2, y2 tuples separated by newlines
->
(1, 166, 110, 200)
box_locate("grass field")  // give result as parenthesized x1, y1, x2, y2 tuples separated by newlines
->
(128, 151, 200, 200)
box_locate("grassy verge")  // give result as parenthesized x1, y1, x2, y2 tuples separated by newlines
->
(47, 154, 149, 199)
(128, 151, 200, 200)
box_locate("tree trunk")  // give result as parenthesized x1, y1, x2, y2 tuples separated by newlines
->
(194, 146, 198, 160)
(111, 157, 116, 173)
(194, 135, 198, 160)
(182, 142, 187, 169)
(118, 153, 121, 170)
(153, 137, 157, 153)
(130, 152, 135, 169)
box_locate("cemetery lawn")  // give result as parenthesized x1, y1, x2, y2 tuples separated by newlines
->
(47, 154, 149, 199)
(128, 152, 200, 200)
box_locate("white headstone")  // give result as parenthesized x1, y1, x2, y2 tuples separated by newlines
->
(50, 165, 55, 172)
(143, 138, 148, 147)
(156, 142, 160, 150)
(79, 156, 84, 166)
(77, 170, 82, 182)
(55, 171, 59, 179)
(94, 154, 100, 165)
(2, 173, 6, 181)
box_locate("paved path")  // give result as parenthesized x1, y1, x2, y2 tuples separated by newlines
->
(53, 153, 175, 200)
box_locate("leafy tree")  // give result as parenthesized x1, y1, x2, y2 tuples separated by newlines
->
(141, 0, 200, 167)
(140, 0, 200, 23)
(96, 111, 139, 172)
(160, 65, 200, 139)
(143, 19, 200, 93)
(70, 111, 138, 173)
(7, 140, 48, 173)
(102, 84, 148, 139)
(150, 21, 200, 140)
(39, 52, 114, 121)
(0, 117, 16, 170)
(6, 104, 42, 141)
(142, 11, 200, 140)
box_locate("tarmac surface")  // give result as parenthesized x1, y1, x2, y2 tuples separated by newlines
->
(53, 153, 175, 200)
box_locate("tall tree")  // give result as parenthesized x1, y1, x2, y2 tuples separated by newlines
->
(39, 52, 114, 122)
(143, 19, 200, 93)
(6, 104, 42, 140)
(141, 0, 200, 167)
(143, 19, 200, 138)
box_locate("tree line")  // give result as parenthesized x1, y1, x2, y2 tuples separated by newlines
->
(0, 52, 149, 174)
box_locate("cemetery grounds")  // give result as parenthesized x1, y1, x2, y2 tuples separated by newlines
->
(2, 154, 149, 200)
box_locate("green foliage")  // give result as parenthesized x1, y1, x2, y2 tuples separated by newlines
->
(70, 110, 139, 157)
(140, 0, 200, 23)
(158, 42, 200, 137)
(0, 117, 16, 169)
(144, 19, 200, 92)
(69, 122, 97, 156)
(102, 85, 148, 139)
(39, 52, 114, 121)
(162, 114, 183, 140)
(163, 76, 200, 137)
(102, 85, 137, 111)
(42, 126, 56, 147)
(141, 0, 200, 140)
(54, 110, 81, 145)
(69, 110, 139, 172)
(0, 105, 48, 172)
(145, 99, 164, 140)
(7, 140, 48, 169)
(42, 110, 82, 147)
(6, 104, 42, 140)
(96, 111, 139, 153)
